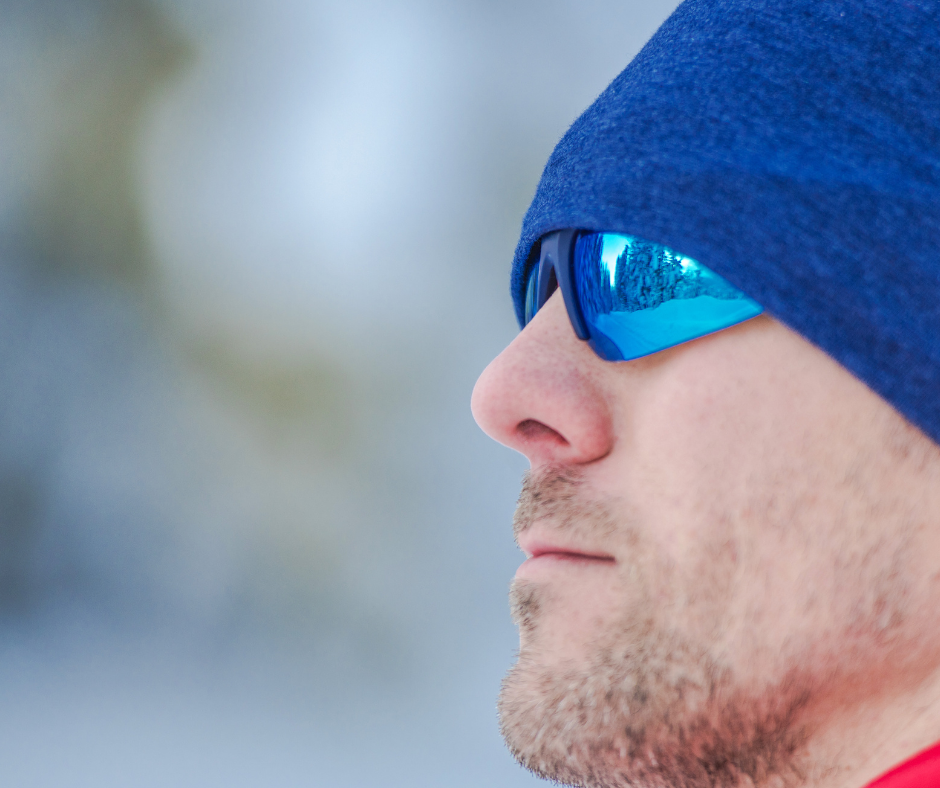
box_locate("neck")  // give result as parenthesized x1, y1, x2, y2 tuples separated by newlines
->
(792, 667, 940, 788)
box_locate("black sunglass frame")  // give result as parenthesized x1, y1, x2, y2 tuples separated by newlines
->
(526, 229, 591, 340)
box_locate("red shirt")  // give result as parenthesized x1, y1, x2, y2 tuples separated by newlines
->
(866, 742, 940, 788)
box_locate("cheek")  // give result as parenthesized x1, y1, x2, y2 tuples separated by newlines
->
(623, 348, 774, 552)
(624, 320, 844, 544)
(609, 324, 853, 649)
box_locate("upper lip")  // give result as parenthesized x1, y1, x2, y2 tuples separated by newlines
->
(517, 534, 615, 562)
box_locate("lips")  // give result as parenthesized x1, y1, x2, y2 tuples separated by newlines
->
(515, 536, 615, 579)
(529, 547, 614, 562)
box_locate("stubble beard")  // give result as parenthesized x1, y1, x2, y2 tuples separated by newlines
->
(498, 469, 812, 788)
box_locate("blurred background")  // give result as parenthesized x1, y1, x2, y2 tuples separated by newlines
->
(0, 0, 679, 785)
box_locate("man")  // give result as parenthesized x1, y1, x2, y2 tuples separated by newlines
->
(470, 1, 940, 787)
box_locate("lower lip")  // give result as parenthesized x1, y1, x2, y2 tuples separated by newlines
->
(515, 552, 615, 579)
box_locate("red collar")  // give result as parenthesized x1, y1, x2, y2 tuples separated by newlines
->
(866, 742, 940, 788)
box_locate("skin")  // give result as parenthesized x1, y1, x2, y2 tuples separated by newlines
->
(471, 290, 940, 788)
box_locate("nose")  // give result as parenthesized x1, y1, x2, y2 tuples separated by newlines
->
(471, 291, 615, 468)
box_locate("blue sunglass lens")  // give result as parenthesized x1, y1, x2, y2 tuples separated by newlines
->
(523, 262, 539, 326)
(573, 232, 762, 362)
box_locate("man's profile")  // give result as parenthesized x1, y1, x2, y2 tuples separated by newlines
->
(471, 2, 940, 787)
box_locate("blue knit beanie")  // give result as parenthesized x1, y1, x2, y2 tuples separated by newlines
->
(511, 0, 940, 446)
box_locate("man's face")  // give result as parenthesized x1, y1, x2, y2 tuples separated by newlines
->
(471, 291, 940, 788)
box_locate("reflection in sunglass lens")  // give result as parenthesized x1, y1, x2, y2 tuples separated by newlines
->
(573, 232, 762, 362)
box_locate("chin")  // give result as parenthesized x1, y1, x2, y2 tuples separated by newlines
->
(499, 618, 813, 788)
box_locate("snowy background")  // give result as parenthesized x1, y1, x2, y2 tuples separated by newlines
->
(0, 0, 678, 785)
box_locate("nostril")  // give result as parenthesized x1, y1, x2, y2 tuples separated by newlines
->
(517, 419, 569, 446)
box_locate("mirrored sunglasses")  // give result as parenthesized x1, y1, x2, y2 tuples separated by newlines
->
(523, 230, 763, 362)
